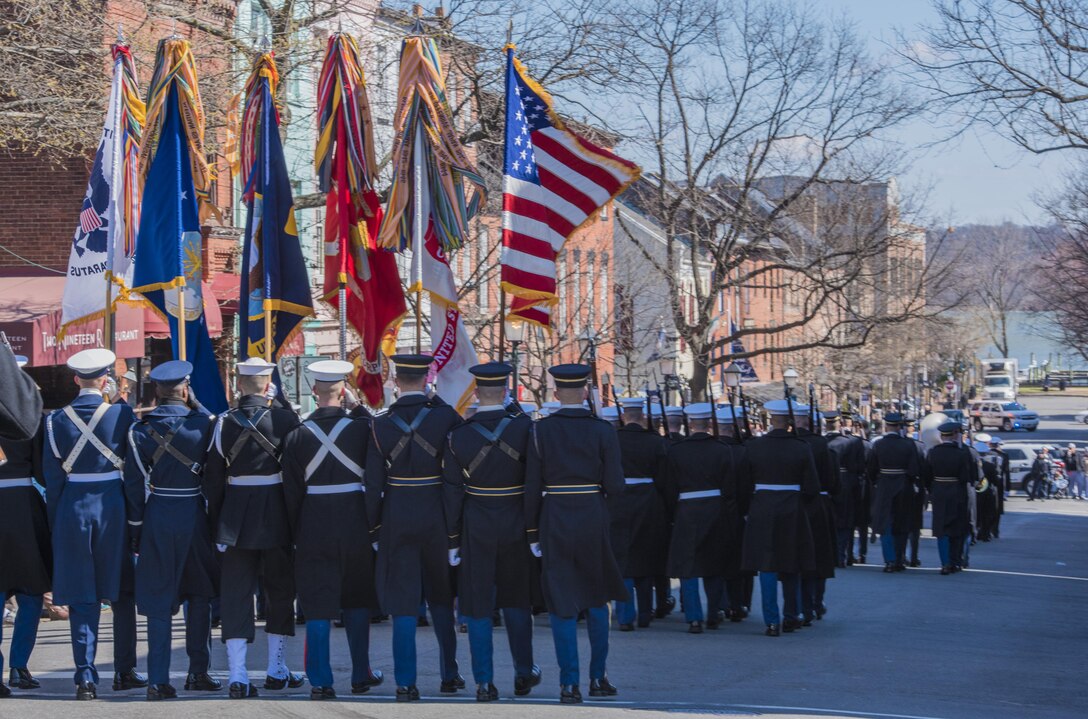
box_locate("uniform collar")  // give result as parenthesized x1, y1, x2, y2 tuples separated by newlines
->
(553, 407, 591, 416)
(398, 390, 427, 398)
(471, 408, 508, 420)
(766, 428, 793, 438)
(619, 424, 648, 432)
(237, 394, 270, 409)
(148, 403, 194, 418)
(393, 394, 429, 407)
(476, 404, 505, 413)
(309, 406, 347, 420)
(78, 388, 103, 397)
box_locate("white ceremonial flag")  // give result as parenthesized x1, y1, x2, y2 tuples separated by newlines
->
(59, 46, 142, 339)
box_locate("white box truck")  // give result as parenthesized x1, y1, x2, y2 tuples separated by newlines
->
(980, 357, 1019, 401)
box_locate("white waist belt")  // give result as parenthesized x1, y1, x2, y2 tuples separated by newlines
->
(678, 489, 721, 500)
(755, 484, 800, 491)
(68, 471, 122, 483)
(625, 477, 654, 485)
(229, 474, 283, 487)
(307, 482, 364, 495)
(0, 477, 33, 489)
(819, 491, 829, 495)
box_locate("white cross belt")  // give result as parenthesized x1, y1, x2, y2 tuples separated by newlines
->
(755, 484, 800, 491)
(229, 474, 283, 486)
(0, 477, 33, 489)
(625, 477, 654, 485)
(68, 471, 122, 483)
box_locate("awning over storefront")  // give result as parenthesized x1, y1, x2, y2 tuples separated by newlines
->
(0, 275, 223, 367)
(143, 281, 224, 339)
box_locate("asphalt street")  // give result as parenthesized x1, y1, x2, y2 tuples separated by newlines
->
(3, 394, 1086, 719)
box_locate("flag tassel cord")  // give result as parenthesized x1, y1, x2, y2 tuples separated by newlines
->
(412, 121, 424, 355)
(263, 298, 273, 363)
(338, 273, 348, 362)
(176, 281, 187, 361)
(498, 286, 506, 364)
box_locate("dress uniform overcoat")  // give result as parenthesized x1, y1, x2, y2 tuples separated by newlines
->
(0, 427, 51, 598)
(203, 394, 300, 640)
(43, 392, 137, 604)
(738, 429, 819, 574)
(826, 431, 866, 535)
(908, 437, 928, 535)
(126, 401, 218, 617)
(0, 424, 51, 596)
(923, 443, 973, 539)
(442, 407, 535, 618)
(204, 395, 299, 550)
(282, 406, 378, 619)
(866, 433, 921, 536)
(796, 428, 839, 579)
(524, 407, 627, 617)
(611, 424, 669, 578)
(365, 393, 461, 616)
(663, 433, 736, 578)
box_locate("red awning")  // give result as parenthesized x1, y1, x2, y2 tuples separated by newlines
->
(0, 276, 144, 366)
(210, 272, 241, 315)
(0, 275, 224, 366)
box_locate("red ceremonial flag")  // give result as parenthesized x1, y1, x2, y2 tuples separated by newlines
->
(317, 34, 406, 407)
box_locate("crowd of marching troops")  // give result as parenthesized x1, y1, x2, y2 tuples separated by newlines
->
(0, 348, 1010, 704)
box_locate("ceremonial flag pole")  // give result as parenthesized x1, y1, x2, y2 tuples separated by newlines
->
(377, 13, 487, 411)
(131, 36, 226, 413)
(238, 45, 315, 368)
(59, 31, 144, 347)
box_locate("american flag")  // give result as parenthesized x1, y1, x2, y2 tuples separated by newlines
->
(500, 48, 640, 328)
(79, 204, 103, 234)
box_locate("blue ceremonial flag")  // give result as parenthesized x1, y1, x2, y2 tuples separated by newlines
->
(238, 54, 314, 363)
(729, 321, 759, 383)
(131, 85, 227, 414)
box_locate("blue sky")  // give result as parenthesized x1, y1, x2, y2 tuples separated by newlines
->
(829, 0, 1069, 226)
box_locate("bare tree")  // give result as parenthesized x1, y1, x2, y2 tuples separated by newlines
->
(605, 0, 947, 399)
(0, 0, 114, 156)
(906, 0, 1088, 155)
(1037, 171, 1088, 362)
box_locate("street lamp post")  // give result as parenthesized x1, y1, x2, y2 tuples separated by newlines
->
(504, 319, 525, 400)
(783, 366, 800, 429)
(657, 351, 678, 406)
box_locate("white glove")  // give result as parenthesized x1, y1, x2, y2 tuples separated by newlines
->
(216, 543, 227, 553)
(371, 541, 379, 552)
(529, 542, 542, 558)
(342, 386, 361, 409)
(264, 382, 278, 402)
(448, 548, 461, 566)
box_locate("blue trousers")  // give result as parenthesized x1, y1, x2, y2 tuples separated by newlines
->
(146, 598, 211, 685)
(306, 608, 372, 688)
(392, 605, 458, 687)
(69, 603, 101, 684)
(880, 525, 907, 564)
(0, 593, 43, 675)
(614, 577, 653, 626)
(549, 606, 609, 686)
(759, 572, 800, 626)
(112, 568, 138, 674)
(466, 607, 533, 684)
(680, 576, 725, 623)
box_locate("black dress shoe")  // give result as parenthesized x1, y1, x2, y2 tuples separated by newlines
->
(228, 682, 258, 699)
(782, 617, 804, 633)
(147, 684, 177, 701)
(940, 566, 952, 575)
(476, 682, 498, 702)
(816, 603, 827, 620)
(636, 617, 651, 628)
(440, 674, 466, 693)
(802, 616, 813, 627)
(513, 665, 542, 696)
(396, 685, 420, 702)
(560, 684, 582, 704)
(909, 558, 921, 568)
(654, 596, 676, 619)
(894, 563, 907, 572)
(589, 677, 617, 697)
(765, 624, 781, 637)
(113, 670, 148, 690)
(295, 613, 306, 626)
(417, 615, 430, 627)
(458, 623, 468, 634)
(727, 608, 744, 623)
(310, 686, 336, 701)
(688, 620, 704, 634)
(184, 672, 222, 691)
(352, 669, 384, 694)
(76, 681, 97, 700)
(618, 622, 634, 632)
(264, 672, 304, 690)
(847, 555, 855, 566)
(858, 555, 866, 564)
(836, 560, 846, 569)
(9, 668, 39, 689)
(0, 683, 10, 699)
(883, 563, 896, 573)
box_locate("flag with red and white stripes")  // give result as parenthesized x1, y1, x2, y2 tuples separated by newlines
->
(500, 47, 640, 328)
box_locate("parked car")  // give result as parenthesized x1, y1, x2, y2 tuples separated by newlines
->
(1074, 409, 1088, 425)
(968, 400, 1039, 432)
